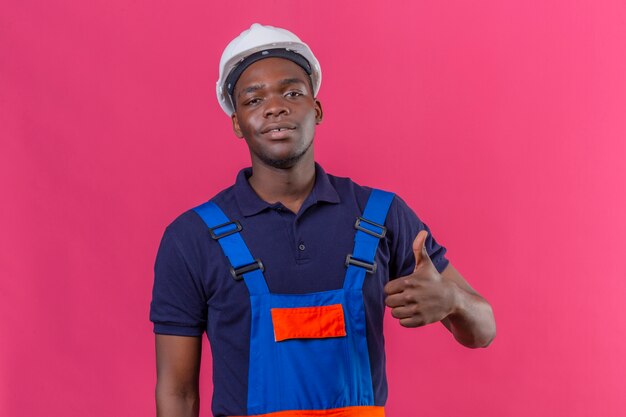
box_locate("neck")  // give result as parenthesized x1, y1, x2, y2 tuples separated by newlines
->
(248, 156, 316, 214)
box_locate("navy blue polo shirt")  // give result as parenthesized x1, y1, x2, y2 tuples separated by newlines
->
(150, 163, 449, 417)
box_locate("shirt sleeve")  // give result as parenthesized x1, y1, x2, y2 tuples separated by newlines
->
(149, 224, 207, 336)
(388, 195, 449, 279)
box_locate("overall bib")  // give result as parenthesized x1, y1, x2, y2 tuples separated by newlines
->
(194, 189, 394, 417)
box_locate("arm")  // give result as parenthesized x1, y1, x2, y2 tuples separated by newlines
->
(155, 334, 202, 417)
(384, 231, 496, 348)
(439, 263, 496, 348)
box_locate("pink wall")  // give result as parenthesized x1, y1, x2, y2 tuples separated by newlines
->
(2, 1, 625, 416)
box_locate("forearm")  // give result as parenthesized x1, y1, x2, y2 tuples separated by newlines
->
(156, 382, 199, 417)
(443, 284, 496, 348)
(155, 334, 202, 417)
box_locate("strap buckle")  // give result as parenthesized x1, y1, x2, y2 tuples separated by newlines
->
(345, 254, 377, 274)
(354, 217, 386, 238)
(230, 259, 264, 281)
(209, 220, 242, 240)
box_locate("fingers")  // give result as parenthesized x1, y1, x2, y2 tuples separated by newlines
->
(384, 292, 409, 308)
(384, 276, 411, 296)
(389, 305, 417, 319)
(389, 305, 427, 327)
(399, 317, 425, 328)
(412, 230, 429, 269)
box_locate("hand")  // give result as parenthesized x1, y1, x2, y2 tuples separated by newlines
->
(384, 230, 458, 328)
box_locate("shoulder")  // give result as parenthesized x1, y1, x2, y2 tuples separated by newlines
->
(155, 210, 209, 277)
(324, 172, 378, 208)
(325, 171, 370, 195)
(162, 209, 206, 244)
(164, 183, 239, 237)
(324, 171, 414, 220)
(158, 183, 241, 261)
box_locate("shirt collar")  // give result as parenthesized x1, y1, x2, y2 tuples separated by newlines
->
(234, 163, 341, 217)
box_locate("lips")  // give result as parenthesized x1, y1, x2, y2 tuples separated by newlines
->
(261, 123, 296, 134)
(266, 127, 293, 133)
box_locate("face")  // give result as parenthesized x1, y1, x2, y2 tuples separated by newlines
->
(231, 57, 323, 170)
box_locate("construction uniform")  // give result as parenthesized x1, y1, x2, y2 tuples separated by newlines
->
(150, 163, 449, 416)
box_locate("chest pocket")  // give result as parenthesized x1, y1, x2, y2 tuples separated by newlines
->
(271, 303, 347, 341)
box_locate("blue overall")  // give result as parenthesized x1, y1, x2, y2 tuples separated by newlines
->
(193, 189, 394, 416)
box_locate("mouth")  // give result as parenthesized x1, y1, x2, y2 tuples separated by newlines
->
(261, 124, 296, 140)
(261, 124, 297, 134)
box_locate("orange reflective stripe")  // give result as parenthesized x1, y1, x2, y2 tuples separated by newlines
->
(271, 304, 347, 342)
(231, 405, 385, 417)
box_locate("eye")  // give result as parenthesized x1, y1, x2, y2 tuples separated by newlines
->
(244, 97, 262, 106)
(285, 91, 304, 98)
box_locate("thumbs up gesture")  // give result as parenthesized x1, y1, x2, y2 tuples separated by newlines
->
(384, 230, 457, 328)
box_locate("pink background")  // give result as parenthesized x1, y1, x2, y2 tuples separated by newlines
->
(2, 1, 625, 416)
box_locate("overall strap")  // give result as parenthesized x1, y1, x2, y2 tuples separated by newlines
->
(344, 189, 395, 290)
(193, 201, 270, 295)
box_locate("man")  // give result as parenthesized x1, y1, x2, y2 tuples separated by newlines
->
(150, 23, 495, 417)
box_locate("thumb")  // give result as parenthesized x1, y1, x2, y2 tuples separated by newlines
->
(412, 230, 429, 270)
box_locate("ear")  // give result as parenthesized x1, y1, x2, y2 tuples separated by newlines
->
(314, 99, 324, 125)
(231, 112, 244, 138)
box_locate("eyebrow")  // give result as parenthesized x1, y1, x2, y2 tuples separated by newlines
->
(238, 84, 266, 98)
(237, 78, 308, 98)
(279, 77, 307, 87)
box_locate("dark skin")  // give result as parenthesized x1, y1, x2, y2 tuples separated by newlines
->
(155, 57, 496, 417)
(230, 57, 323, 213)
(155, 336, 201, 417)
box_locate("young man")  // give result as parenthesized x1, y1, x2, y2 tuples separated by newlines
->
(150, 23, 495, 417)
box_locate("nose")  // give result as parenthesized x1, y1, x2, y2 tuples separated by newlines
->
(263, 95, 289, 118)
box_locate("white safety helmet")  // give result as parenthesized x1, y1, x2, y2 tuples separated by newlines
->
(216, 23, 322, 116)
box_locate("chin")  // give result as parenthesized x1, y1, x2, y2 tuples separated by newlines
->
(261, 156, 302, 169)
(256, 142, 313, 169)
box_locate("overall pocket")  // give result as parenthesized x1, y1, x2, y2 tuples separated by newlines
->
(268, 294, 353, 410)
(271, 304, 347, 341)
